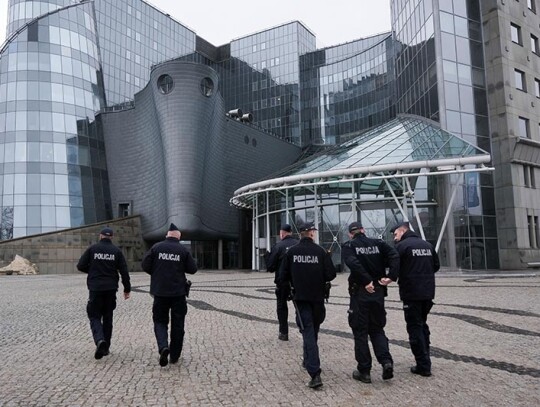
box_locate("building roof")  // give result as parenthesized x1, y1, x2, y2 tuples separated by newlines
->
(231, 115, 492, 208)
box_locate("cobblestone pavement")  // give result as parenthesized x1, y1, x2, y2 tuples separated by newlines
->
(1, 270, 539, 406)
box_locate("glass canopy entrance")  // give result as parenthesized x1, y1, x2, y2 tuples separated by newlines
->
(231, 115, 495, 270)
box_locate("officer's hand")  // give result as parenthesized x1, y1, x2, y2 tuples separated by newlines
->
(379, 277, 393, 286)
(365, 282, 375, 293)
(124, 292, 130, 300)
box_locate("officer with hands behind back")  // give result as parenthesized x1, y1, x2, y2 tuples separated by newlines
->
(278, 222, 336, 389)
(77, 227, 131, 360)
(390, 222, 439, 377)
(341, 222, 399, 384)
(266, 223, 299, 341)
(142, 223, 197, 367)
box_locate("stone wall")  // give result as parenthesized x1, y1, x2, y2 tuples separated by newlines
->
(0, 216, 145, 274)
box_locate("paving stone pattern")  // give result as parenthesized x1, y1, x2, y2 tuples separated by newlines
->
(0, 271, 539, 406)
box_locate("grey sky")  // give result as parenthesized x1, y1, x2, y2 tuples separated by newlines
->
(1, 0, 391, 48)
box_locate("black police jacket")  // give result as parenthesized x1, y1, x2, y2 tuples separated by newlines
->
(77, 238, 131, 293)
(142, 237, 198, 297)
(278, 237, 336, 302)
(395, 230, 440, 301)
(341, 233, 399, 287)
(266, 235, 299, 284)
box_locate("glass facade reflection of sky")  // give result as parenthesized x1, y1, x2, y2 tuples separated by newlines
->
(1, 1, 107, 238)
(226, 22, 316, 144)
(300, 33, 396, 145)
(1, 0, 196, 239)
(7, 0, 197, 105)
(390, 0, 497, 270)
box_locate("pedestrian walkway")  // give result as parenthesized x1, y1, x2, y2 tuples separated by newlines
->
(1, 271, 539, 406)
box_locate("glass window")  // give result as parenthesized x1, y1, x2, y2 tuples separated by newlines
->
(200, 77, 214, 97)
(528, 0, 537, 13)
(441, 32, 457, 61)
(518, 116, 530, 138)
(454, 16, 468, 37)
(459, 85, 474, 113)
(157, 74, 173, 94)
(511, 23, 522, 45)
(446, 110, 462, 133)
(444, 81, 460, 110)
(515, 69, 526, 91)
(531, 34, 539, 54)
(527, 215, 537, 248)
(440, 12, 454, 33)
(453, 0, 468, 17)
(523, 165, 536, 188)
(457, 63, 472, 85)
(56, 206, 71, 228)
(456, 37, 471, 64)
(41, 206, 55, 227)
(440, 1, 453, 13)
(529, 77, 540, 98)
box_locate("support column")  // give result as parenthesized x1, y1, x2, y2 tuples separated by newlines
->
(313, 185, 320, 244)
(436, 173, 463, 268)
(218, 239, 223, 270)
(252, 194, 258, 271)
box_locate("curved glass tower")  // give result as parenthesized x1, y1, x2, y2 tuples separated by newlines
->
(0, 1, 107, 238)
(0, 0, 197, 239)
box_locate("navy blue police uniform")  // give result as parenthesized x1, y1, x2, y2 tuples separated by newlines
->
(266, 224, 298, 339)
(142, 223, 197, 366)
(395, 228, 440, 375)
(341, 222, 399, 382)
(77, 227, 131, 359)
(278, 222, 336, 388)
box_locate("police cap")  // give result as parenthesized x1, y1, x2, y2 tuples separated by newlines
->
(100, 227, 113, 237)
(390, 221, 410, 233)
(280, 224, 292, 232)
(298, 222, 317, 232)
(348, 222, 363, 233)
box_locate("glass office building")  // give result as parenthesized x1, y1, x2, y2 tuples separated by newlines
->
(0, 1, 108, 239)
(390, 0, 498, 269)
(1, 0, 539, 269)
(0, 0, 197, 239)
(299, 33, 396, 145)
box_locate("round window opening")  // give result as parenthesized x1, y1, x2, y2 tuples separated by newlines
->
(157, 74, 174, 94)
(200, 77, 214, 97)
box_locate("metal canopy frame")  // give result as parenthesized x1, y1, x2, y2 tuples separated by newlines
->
(231, 157, 493, 271)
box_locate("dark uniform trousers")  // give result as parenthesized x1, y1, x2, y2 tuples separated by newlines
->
(295, 300, 326, 377)
(87, 290, 117, 347)
(348, 287, 392, 373)
(152, 295, 188, 361)
(275, 284, 290, 335)
(403, 299, 433, 371)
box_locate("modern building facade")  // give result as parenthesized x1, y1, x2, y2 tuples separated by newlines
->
(391, 0, 498, 269)
(100, 59, 301, 268)
(481, 0, 540, 268)
(1, 0, 539, 270)
(232, 0, 540, 270)
(299, 33, 396, 145)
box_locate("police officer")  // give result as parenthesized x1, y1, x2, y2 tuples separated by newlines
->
(341, 222, 399, 383)
(142, 223, 197, 367)
(278, 222, 336, 389)
(390, 222, 440, 377)
(77, 227, 131, 360)
(266, 223, 298, 341)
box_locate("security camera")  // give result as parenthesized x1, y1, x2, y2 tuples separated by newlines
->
(228, 109, 243, 118)
(240, 113, 253, 123)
